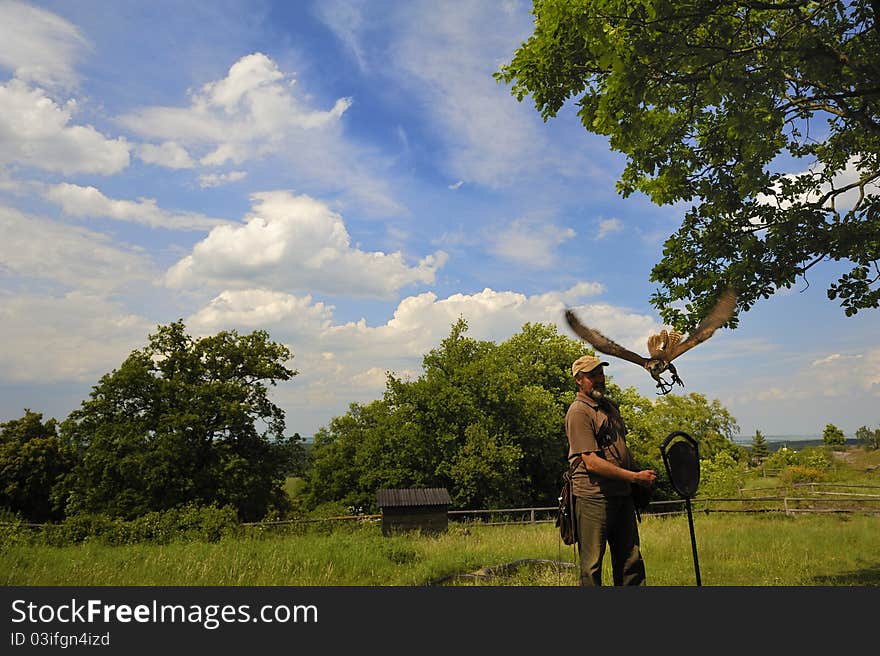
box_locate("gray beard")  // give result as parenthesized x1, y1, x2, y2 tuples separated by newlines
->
(588, 388, 605, 401)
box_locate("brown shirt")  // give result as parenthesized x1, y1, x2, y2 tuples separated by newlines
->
(565, 392, 634, 498)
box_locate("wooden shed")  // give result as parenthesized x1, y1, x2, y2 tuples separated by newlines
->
(376, 487, 452, 536)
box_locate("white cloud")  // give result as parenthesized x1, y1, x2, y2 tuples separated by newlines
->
(136, 141, 196, 169)
(46, 183, 229, 230)
(727, 346, 880, 408)
(809, 349, 880, 396)
(811, 353, 850, 367)
(313, 0, 369, 72)
(317, 1, 587, 189)
(597, 218, 623, 239)
(198, 171, 247, 188)
(489, 218, 576, 268)
(0, 204, 156, 292)
(184, 282, 607, 421)
(116, 52, 403, 215)
(0, 79, 130, 174)
(0, 0, 89, 89)
(0, 290, 152, 383)
(387, 2, 554, 188)
(117, 53, 351, 159)
(187, 289, 333, 334)
(165, 191, 446, 297)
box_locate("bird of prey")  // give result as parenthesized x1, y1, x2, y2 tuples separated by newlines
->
(564, 288, 737, 394)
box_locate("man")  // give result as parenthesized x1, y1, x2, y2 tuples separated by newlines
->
(566, 355, 657, 586)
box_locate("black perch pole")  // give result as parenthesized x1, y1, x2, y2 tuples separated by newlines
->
(683, 496, 701, 587)
(660, 431, 702, 587)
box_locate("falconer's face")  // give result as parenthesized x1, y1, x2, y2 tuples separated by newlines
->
(576, 366, 606, 395)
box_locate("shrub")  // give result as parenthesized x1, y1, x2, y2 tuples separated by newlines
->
(796, 448, 832, 472)
(698, 451, 745, 497)
(764, 447, 799, 472)
(1, 504, 241, 547)
(778, 465, 827, 485)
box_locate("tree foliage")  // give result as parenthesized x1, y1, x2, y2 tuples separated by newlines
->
(616, 387, 745, 496)
(750, 429, 771, 463)
(59, 321, 303, 521)
(698, 451, 746, 498)
(855, 424, 880, 449)
(0, 410, 74, 522)
(822, 422, 847, 447)
(497, 0, 880, 329)
(619, 389, 743, 458)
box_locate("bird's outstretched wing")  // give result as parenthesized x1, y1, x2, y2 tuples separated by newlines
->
(564, 309, 649, 368)
(667, 287, 737, 362)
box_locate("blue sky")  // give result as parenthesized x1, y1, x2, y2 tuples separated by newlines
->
(1, 0, 878, 440)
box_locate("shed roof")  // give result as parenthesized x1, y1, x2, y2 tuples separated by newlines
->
(376, 487, 452, 508)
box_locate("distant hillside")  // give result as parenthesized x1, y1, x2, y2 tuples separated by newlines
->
(735, 437, 861, 452)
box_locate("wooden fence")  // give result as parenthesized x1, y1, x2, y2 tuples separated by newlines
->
(435, 482, 880, 524)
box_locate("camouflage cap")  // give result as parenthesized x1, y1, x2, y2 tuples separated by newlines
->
(571, 355, 609, 377)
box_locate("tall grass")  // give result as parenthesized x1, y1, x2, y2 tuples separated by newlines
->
(3, 513, 878, 586)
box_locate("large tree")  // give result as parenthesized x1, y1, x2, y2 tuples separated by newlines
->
(497, 1, 880, 329)
(60, 321, 303, 521)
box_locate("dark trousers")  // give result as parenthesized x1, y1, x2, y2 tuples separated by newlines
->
(575, 495, 646, 586)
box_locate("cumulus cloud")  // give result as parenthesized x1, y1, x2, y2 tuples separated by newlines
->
(0, 0, 89, 89)
(725, 346, 880, 410)
(0, 290, 153, 383)
(165, 191, 446, 296)
(0, 79, 130, 174)
(198, 171, 247, 188)
(135, 141, 196, 169)
(117, 53, 353, 157)
(46, 183, 229, 230)
(0, 204, 156, 292)
(489, 218, 576, 268)
(597, 218, 623, 239)
(184, 282, 607, 416)
(116, 52, 403, 215)
(188, 289, 333, 334)
(810, 349, 880, 396)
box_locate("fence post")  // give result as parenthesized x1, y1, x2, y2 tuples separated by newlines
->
(530, 509, 535, 524)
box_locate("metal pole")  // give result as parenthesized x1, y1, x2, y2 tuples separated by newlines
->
(684, 497, 702, 586)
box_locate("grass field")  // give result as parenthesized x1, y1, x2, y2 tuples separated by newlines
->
(3, 512, 879, 586)
(4, 446, 879, 586)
